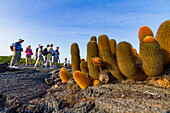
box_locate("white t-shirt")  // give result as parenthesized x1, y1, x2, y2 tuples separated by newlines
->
(38, 48, 43, 56)
(47, 47, 54, 54)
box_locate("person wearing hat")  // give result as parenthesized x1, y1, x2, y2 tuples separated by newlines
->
(10, 39, 24, 68)
(34, 45, 45, 69)
(25, 45, 33, 66)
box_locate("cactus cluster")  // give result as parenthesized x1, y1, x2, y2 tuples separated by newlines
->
(58, 20, 169, 90)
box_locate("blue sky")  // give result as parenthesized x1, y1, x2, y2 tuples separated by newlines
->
(0, 0, 169, 62)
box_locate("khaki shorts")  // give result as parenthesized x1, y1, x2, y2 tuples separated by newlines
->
(47, 53, 52, 61)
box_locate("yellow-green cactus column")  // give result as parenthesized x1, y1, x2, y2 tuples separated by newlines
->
(98, 35, 126, 80)
(87, 41, 100, 79)
(140, 36, 164, 76)
(73, 71, 91, 89)
(80, 61, 89, 75)
(90, 36, 97, 42)
(59, 68, 72, 83)
(116, 42, 147, 80)
(109, 39, 116, 57)
(71, 43, 81, 73)
(156, 20, 170, 65)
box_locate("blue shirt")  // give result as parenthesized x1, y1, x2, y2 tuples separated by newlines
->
(54, 50, 59, 58)
(14, 42, 22, 51)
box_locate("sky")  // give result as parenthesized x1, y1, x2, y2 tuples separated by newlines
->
(0, 0, 169, 63)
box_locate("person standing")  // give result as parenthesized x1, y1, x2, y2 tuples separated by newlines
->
(10, 39, 24, 68)
(34, 45, 45, 69)
(45, 44, 54, 69)
(63, 58, 67, 67)
(43, 44, 49, 63)
(25, 45, 33, 66)
(53, 46, 60, 67)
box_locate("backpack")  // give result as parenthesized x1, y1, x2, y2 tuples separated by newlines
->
(43, 48, 47, 55)
(36, 48, 39, 52)
(10, 45, 13, 51)
(10, 42, 19, 51)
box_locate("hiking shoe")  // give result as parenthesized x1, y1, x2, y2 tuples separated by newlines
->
(9, 66, 13, 68)
(49, 67, 53, 69)
(13, 66, 19, 69)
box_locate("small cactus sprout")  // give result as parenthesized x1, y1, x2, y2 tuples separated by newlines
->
(80, 61, 89, 75)
(59, 68, 72, 83)
(90, 36, 97, 42)
(93, 80, 100, 86)
(73, 71, 91, 89)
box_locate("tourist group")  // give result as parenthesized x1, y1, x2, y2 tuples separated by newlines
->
(9, 39, 68, 69)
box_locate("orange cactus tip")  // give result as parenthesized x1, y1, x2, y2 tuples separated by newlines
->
(143, 36, 155, 43)
(156, 78, 170, 88)
(92, 57, 102, 66)
(93, 79, 100, 86)
(81, 58, 85, 62)
(73, 71, 91, 89)
(133, 49, 137, 54)
(138, 26, 153, 41)
(59, 68, 72, 83)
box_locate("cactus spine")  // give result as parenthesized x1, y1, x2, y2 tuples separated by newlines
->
(109, 39, 116, 57)
(80, 61, 89, 75)
(156, 20, 170, 65)
(59, 68, 72, 83)
(140, 36, 164, 76)
(116, 42, 147, 80)
(98, 35, 126, 80)
(73, 71, 91, 89)
(87, 41, 100, 79)
(71, 43, 81, 73)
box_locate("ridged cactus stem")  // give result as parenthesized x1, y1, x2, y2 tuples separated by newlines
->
(98, 35, 126, 80)
(156, 20, 170, 65)
(140, 36, 164, 76)
(116, 42, 147, 80)
(87, 41, 100, 79)
(71, 43, 81, 73)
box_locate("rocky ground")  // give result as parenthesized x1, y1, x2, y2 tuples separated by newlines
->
(0, 64, 170, 113)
